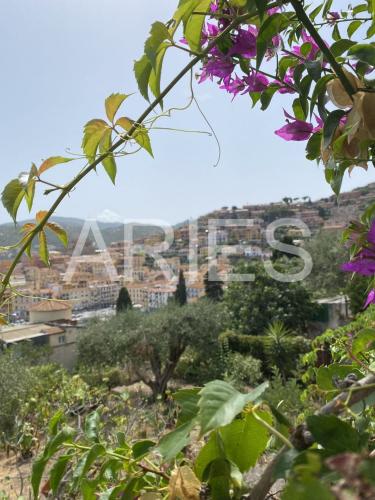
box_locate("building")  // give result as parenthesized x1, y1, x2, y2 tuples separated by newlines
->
(29, 300, 72, 323)
(0, 322, 79, 370)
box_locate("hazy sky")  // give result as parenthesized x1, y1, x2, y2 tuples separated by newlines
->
(1, 0, 374, 225)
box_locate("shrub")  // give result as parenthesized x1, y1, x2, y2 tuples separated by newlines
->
(263, 368, 306, 420)
(220, 330, 310, 378)
(223, 352, 262, 390)
(174, 347, 225, 385)
(302, 305, 375, 385)
(0, 350, 34, 436)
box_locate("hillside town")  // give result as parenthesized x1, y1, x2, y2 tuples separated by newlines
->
(1, 183, 372, 322)
(1, 182, 370, 371)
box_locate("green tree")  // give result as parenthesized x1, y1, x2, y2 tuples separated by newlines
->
(224, 262, 317, 335)
(174, 269, 187, 306)
(271, 235, 296, 262)
(204, 266, 224, 301)
(304, 231, 349, 298)
(78, 301, 225, 398)
(116, 286, 133, 314)
(265, 321, 293, 381)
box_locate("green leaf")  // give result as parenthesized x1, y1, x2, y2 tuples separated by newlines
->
(173, 387, 200, 425)
(149, 42, 169, 103)
(85, 411, 101, 443)
(310, 74, 335, 118)
(172, 0, 201, 35)
(105, 93, 129, 123)
(134, 55, 153, 101)
(332, 23, 341, 42)
(198, 380, 268, 435)
(184, 0, 211, 52)
(306, 131, 322, 161)
(323, 109, 346, 150)
(144, 22, 172, 68)
(195, 412, 271, 477)
(82, 119, 108, 163)
(352, 328, 375, 356)
(46, 221, 69, 247)
(50, 454, 71, 494)
(330, 39, 356, 57)
(38, 230, 49, 266)
(304, 60, 321, 81)
(254, 0, 268, 21)
(206, 458, 231, 500)
(352, 3, 368, 15)
(348, 43, 375, 66)
(307, 415, 363, 453)
(25, 178, 36, 212)
(309, 3, 323, 21)
(38, 156, 73, 175)
(116, 117, 153, 157)
(32, 456, 49, 499)
(293, 98, 305, 121)
(48, 410, 64, 436)
(347, 20, 362, 38)
(81, 479, 97, 500)
(367, 21, 375, 39)
(325, 162, 347, 196)
(260, 85, 279, 110)
(278, 56, 298, 80)
(132, 440, 155, 460)
(257, 14, 289, 69)
(99, 128, 117, 184)
(157, 420, 195, 461)
(315, 364, 362, 391)
(32, 426, 76, 498)
(1, 178, 25, 222)
(73, 443, 105, 488)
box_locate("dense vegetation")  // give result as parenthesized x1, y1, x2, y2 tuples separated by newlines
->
(2, 0, 375, 498)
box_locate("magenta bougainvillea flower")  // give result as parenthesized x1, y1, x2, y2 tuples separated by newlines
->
(219, 75, 245, 97)
(219, 71, 269, 97)
(327, 11, 340, 23)
(229, 26, 258, 58)
(244, 72, 269, 92)
(267, 6, 281, 15)
(364, 289, 375, 308)
(199, 56, 235, 83)
(342, 221, 375, 309)
(266, 34, 282, 60)
(210, 0, 219, 12)
(274, 111, 314, 141)
(342, 221, 375, 276)
(273, 67, 296, 94)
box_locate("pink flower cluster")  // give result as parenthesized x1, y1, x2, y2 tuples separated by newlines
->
(197, 5, 326, 142)
(342, 221, 375, 309)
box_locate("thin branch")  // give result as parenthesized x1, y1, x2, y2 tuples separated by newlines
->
(0, 12, 250, 302)
(289, 0, 357, 98)
(253, 411, 293, 449)
(314, 17, 372, 27)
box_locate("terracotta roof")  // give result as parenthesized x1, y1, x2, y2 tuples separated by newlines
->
(29, 300, 72, 312)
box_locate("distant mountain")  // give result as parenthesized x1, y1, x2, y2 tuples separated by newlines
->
(0, 216, 163, 258)
(0, 182, 373, 258)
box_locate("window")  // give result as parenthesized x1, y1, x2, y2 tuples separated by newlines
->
(58, 335, 66, 344)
